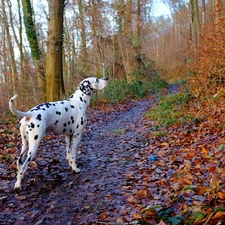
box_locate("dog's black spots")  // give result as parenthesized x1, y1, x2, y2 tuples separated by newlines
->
(34, 135, 38, 140)
(42, 108, 46, 111)
(63, 128, 66, 133)
(65, 107, 68, 112)
(81, 117, 84, 125)
(70, 94, 74, 98)
(60, 101, 64, 104)
(80, 97, 83, 102)
(80, 80, 92, 95)
(64, 123, 67, 127)
(19, 123, 21, 127)
(52, 103, 56, 106)
(79, 107, 81, 110)
(84, 100, 86, 103)
(30, 122, 35, 129)
(20, 172, 22, 175)
(18, 157, 23, 165)
(56, 111, 61, 115)
(76, 124, 79, 129)
(71, 116, 74, 124)
(37, 124, 40, 127)
(70, 105, 75, 109)
(70, 129, 73, 133)
(68, 121, 70, 125)
(29, 152, 31, 155)
(28, 157, 31, 162)
(36, 114, 42, 121)
(26, 131, 28, 134)
(29, 129, 32, 131)
(45, 103, 52, 108)
(54, 120, 59, 125)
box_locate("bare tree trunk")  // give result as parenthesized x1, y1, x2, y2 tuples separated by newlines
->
(16, 0, 26, 102)
(202, 0, 206, 24)
(190, 0, 200, 45)
(1, 0, 18, 95)
(78, 0, 89, 74)
(22, 0, 45, 94)
(45, 0, 65, 101)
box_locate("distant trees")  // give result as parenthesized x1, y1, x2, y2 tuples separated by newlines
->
(0, 0, 225, 112)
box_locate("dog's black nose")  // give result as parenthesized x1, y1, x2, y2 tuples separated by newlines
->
(103, 77, 108, 81)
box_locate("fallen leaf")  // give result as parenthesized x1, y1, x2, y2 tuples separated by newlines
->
(212, 211, 225, 220)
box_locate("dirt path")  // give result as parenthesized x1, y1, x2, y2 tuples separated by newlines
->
(0, 93, 161, 225)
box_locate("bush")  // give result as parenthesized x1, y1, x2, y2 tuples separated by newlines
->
(187, 18, 225, 98)
(93, 77, 169, 104)
(145, 93, 194, 127)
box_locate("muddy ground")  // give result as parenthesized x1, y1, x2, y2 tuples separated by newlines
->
(0, 87, 180, 225)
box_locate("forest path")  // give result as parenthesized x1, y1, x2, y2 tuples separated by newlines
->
(0, 86, 179, 225)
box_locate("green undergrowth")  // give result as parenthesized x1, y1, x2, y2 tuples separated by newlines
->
(145, 92, 195, 127)
(93, 78, 169, 104)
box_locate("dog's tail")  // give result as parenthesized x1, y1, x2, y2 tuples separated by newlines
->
(9, 95, 33, 118)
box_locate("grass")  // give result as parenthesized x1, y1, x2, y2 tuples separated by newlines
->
(145, 93, 195, 127)
(92, 77, 169, 104)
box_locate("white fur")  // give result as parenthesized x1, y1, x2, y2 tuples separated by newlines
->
(9, 77, 108, 190)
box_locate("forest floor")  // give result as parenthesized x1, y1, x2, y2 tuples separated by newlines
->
(1, 85, 225, 225)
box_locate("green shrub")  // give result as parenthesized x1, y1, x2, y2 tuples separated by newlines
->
(93, 78, 169, 104)
(145, 93, 194, 127)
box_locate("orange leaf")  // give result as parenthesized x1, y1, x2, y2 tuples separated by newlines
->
(30, 161, 38, 170)
(218, 192, 225, 200)
(161, 142, 169, 148)
(133, 213, 142, 219)
(208, 165, 217, 172)
(135, 189, 151, 199)
(201, 146, 209, 154)
(183, 179, 192, 185)
(212, 211, 225, 220)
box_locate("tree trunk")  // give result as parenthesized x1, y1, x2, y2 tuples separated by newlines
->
(78, 0, 89, 74)
(1, 0, 18, 95)
(21, 0, 45, 94)
(190, 0, 200, 45)
(45, 0, 65, 102)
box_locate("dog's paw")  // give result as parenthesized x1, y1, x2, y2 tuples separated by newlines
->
(71, 165, 80, 173)
(14, 181, 22, 190)
(74, 167, 81, 173)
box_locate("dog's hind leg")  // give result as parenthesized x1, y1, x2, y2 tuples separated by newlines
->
(17, 134, 28, 171)
(14, 132, 44, 190)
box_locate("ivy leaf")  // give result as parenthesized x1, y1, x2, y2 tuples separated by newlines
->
(168, 216, 182, 225)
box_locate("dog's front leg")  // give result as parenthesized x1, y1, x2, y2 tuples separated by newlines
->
(69, 134, 82, 172)
(65, 135, 73, 161)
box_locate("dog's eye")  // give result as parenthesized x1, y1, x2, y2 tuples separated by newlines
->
(96, 79, 99, 83)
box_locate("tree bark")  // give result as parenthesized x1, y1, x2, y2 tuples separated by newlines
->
(21, 0, 45, 93)
(1, 0, 18, 95)
(190, 0, 200, 45)
(45, 0, 65, 102)
(78, 0, 89, 74)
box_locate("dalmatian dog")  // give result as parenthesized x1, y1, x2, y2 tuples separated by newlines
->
(9, 77, 108, 190)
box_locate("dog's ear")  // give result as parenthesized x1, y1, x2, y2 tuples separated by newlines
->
(79, 80, 93, 95)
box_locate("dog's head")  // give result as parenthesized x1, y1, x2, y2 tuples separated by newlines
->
(79, 77, 108, 95)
